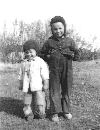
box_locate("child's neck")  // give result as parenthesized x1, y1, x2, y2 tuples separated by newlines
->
(53, 35, 65, 41)
(26, 56, 37, 61)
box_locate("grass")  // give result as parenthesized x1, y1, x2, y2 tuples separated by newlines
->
(0, 60, 100, 129)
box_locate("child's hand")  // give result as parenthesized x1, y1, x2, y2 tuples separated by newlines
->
(42, 79, 49, 91)
(62, 49, 74, 58)
(47, 54, 51, 58)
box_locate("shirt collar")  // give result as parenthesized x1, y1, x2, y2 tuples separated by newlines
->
(52, 35, 65, 41)
(26, 57, 36, 62)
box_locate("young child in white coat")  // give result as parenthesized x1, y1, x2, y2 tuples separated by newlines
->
(18, 40, 49, 120)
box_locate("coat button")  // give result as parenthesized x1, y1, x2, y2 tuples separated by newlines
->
(59, 46, 61, 48)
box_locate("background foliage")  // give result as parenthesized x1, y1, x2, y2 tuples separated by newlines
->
(0, 19, 100, 63)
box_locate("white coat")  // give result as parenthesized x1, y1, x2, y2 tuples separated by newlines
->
(18, 56, 49, 93)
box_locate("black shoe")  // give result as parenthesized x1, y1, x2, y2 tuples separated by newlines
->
(35, 114, 46, 119)
(25, 114, 34, 121)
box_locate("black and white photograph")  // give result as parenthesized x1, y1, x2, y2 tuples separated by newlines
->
(0, 0, 100, 129)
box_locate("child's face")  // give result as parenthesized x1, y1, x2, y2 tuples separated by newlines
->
(51, 22, 64, 38)
(24, 49, 36, 60)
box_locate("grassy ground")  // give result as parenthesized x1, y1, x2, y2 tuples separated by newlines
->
(0, 61, 100, 130)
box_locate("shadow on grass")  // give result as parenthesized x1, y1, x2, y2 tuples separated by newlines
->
(0, 97, 51, 119)
(0, 97, 24, 118)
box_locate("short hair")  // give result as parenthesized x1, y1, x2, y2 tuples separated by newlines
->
(23, 40, 39, 52)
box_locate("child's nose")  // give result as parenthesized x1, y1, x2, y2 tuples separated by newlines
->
(57, 29, 60, 33)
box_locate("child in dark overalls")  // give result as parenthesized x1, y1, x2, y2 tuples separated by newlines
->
(41, 16, 79, 122)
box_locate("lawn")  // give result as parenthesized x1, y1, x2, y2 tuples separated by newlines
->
(0, 60, 100, 130)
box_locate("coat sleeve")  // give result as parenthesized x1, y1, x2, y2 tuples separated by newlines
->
(40, 41, 50, 63)
(70, 39, 80, 61)
(40, 60, 49, 81)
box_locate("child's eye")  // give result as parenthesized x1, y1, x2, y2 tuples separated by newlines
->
(54, 28, 57, 30)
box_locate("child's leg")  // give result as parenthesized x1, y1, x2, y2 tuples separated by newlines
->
(35, 90, 46, 116)
(61, 63, 73, 119)
(23, 93, 32, 117)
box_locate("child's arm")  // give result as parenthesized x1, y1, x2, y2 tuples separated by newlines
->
(69, 39, 80, 61)
(40, 41, 50, 63)
(40, 60, 49, 91)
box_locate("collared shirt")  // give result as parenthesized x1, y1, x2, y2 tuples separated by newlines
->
(18, 56, 49, 92)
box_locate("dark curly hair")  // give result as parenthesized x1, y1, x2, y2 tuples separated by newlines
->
(50, 16, 66, 36)
(23, 40, 39, 53)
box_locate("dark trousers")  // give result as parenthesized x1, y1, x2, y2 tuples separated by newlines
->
(49, 59, 73, 115)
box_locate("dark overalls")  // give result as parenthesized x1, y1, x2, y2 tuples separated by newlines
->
(41, 36, 78, 115)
